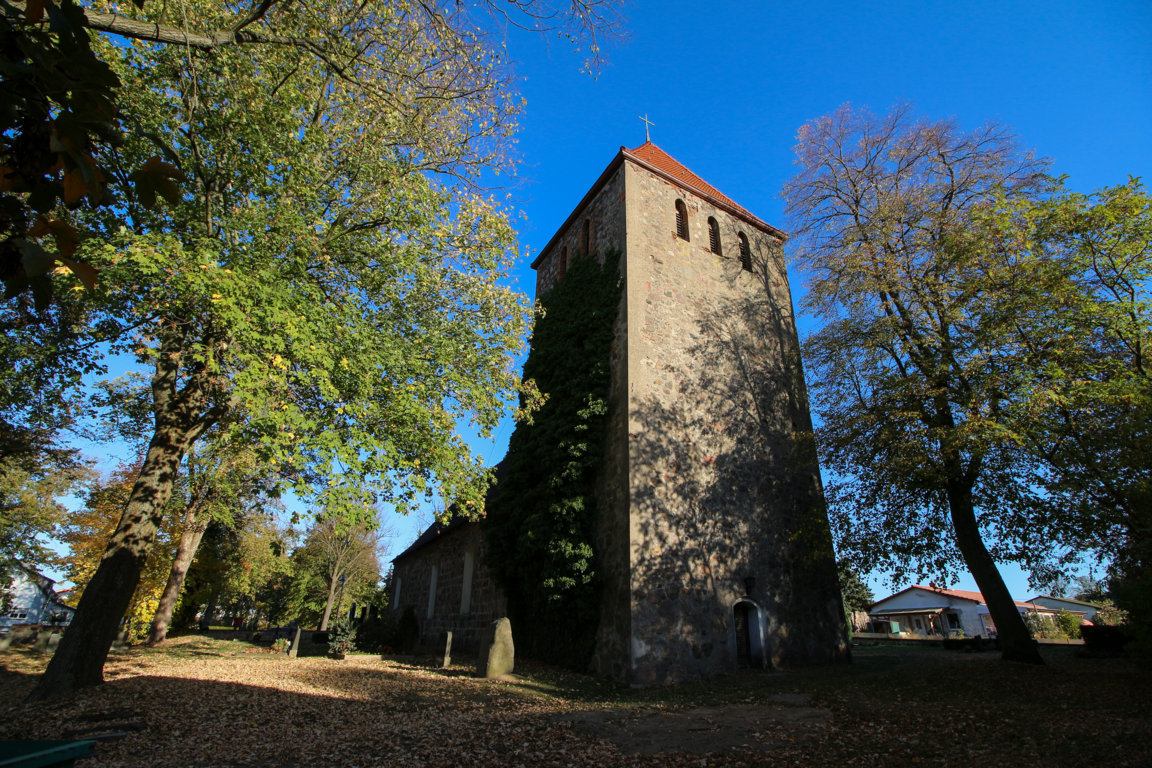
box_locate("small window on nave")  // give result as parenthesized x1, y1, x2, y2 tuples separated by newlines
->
(738, 232, 752, 272)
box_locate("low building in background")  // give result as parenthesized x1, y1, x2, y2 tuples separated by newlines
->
(1, 565, 75, 632)
(867, 585, 1086, 638)
(1024, 594, 1103, 623)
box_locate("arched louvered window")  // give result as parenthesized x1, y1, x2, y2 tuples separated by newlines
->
(708, 217, 722, 255)
(581, 219, 591, 256)
(738, 232, 752, 272)
(675, 199, 689, 241)
(558, 246, 568, 280)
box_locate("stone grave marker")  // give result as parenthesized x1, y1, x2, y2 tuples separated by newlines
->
(440, 630, 453, 668)
(288, 626, 302, 658)
(476, 617, 514, 678)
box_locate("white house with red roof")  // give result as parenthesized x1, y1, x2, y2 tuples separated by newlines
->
(867, 585, 1079, 638)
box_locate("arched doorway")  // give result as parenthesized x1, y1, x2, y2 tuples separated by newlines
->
(732, 600, 766, 669)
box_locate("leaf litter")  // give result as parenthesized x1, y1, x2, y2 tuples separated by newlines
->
(1, 638, 1149, 767)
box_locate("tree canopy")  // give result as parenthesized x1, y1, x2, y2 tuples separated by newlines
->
(784, 104, 1054, 663)
(21, 0, 578, 700)
(786, 104, 1151, 660)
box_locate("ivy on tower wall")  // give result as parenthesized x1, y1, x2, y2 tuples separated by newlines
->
(484, 250, 621, 668)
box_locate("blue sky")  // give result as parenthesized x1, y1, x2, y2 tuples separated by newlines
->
(389, 0, 1151, 599)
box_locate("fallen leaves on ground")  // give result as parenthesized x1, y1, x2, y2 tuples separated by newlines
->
(1, 639, 1149, 767)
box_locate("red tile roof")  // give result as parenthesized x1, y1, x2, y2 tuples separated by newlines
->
(884, 585, 1078, 612)
(913, 585, 986, 604)
(623, 142, 785, 239)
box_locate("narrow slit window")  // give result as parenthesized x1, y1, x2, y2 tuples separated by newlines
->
(708, 217, 722, 255)
(675, 199, 689, 241)
(581, 219, 591, 256)
(738, 232, 752, 272)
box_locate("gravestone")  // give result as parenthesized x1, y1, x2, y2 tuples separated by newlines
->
(33, 630, 51, 654)
(476, 617, 514, 678)
(440, 630, 453, 668)
(9, 627, 35, 646)
(47, 632, 62, 652)
(287, 626, 302, 658)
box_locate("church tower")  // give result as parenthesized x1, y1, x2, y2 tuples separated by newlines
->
(532, 142, 849, 684)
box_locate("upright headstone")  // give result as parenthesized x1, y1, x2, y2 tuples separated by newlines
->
(33, 630, 51, 654)
(439, 630, 453, 668)
(476, 617, 514, 678)
(288, 626, 302, 658)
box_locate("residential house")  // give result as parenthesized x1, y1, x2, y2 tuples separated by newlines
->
(867, 585, 1081, 638)
(1, 565, 75, 632)
(1025, 595, 1102, 622)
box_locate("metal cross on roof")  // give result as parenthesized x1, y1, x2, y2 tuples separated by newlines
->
(638, 114, 655, 142)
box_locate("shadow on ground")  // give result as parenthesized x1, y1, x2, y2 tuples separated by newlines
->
(1, 642, 1149, 767)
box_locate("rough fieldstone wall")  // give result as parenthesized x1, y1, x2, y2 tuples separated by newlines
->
(390, 523, 506, 653)
(619, 159, 849, 685)
(533, 164, 633, 679)
(535, 165, 626, 298)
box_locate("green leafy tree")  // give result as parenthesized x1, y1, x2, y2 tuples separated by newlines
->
(27, 0, 538, 701)
(0, 456, 92, 583)
(484, 251, 621, 668)
(289, 513, 381, 631)
(836, 560, 875, 615)
(215, 509, 293, 629)
(1073, 575, 1109, 604)
(0, 0, 623, 304)
(1054, 609, 1082, 639)
(0, 0, 192, 305)
(983, 181, 1151, 645)
(783, 105, 1052, 664)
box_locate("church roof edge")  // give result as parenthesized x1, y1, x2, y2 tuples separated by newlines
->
(531, 142, 787, 270)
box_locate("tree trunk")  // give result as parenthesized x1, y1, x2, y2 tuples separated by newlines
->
(947, 480, 1045, 665)
(319, 574, 340, 631)
(147, 511, 209, 645)
(26, 426, 194, 701)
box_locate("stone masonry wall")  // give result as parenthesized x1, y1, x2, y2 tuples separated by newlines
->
(620, 159, 849, 685)
(390, 523, 506, 654)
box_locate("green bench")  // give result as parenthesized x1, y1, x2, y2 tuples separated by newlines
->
(0, 741, 96, 768)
